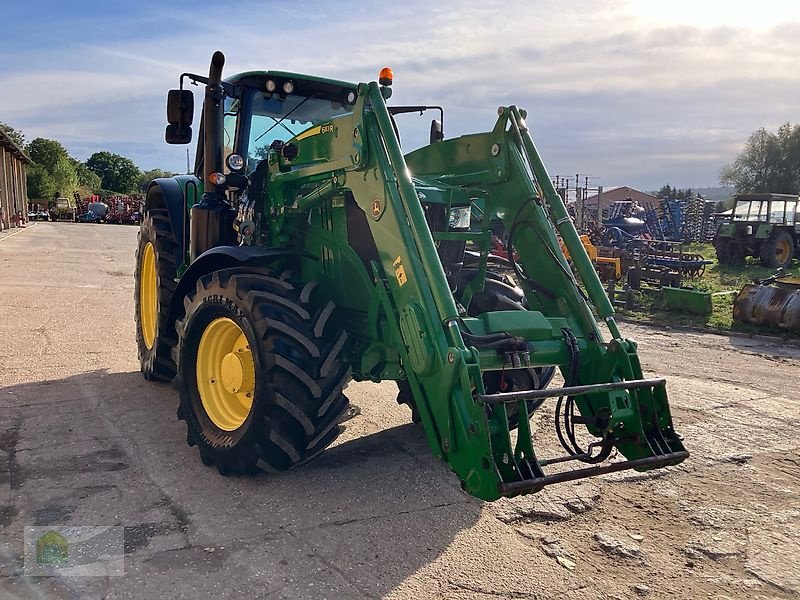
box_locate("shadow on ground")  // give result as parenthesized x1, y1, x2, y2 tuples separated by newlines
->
(0, 370, 481, 599)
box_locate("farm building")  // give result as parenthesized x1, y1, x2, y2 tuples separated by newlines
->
(584, 185, 658, 221)
(0, 128, 31, 230)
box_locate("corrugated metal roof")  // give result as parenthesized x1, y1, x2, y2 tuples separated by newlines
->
(0, 127, 32, 164)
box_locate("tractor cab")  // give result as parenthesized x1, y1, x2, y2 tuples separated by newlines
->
(731, 194, 798, 225)
(216, 72, 359, 174)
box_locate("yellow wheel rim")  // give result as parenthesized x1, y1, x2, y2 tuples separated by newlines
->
(776, 239, 791, 263)
(196, 318, 255, 431)
(140, 242, 158, 350)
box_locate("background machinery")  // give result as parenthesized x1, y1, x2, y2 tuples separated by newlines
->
(48, 196, 77, 222)
(715, 193, 799, 268)
(134, 52, 687, 501)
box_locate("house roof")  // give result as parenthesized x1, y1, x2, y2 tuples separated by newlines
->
(0, 128, 32, 165)
(585, 185, 657, 203)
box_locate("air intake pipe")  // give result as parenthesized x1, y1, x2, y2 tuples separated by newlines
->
(190, 51, 236, 261)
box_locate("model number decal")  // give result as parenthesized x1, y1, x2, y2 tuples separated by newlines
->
(393, 256, 408, 287)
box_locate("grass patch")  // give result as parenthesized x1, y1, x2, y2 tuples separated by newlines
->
(615, 243, 798, 337)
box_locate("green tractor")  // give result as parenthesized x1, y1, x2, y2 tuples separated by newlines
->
(134, 52, 686, 501)
(715, 193, 799, 268)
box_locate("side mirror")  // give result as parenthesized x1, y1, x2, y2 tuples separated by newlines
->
(165, 89, 194, 144)
(429, 119, 444, 144)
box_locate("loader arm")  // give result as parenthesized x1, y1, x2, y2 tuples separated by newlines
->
(339, 86, 687, 500)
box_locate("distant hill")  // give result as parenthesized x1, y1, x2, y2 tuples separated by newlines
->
(694, 187, 735, 203)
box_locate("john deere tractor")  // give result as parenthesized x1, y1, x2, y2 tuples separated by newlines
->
(134, 52, 686, 501)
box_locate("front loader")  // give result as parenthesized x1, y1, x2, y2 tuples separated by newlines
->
(134, 52, 687, 501)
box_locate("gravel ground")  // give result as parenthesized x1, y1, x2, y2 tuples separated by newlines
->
(0, 222, 798, 599)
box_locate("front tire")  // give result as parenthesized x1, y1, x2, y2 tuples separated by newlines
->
(759, 230, 794, 268)
(134, 209, 178, 381)
(176, 269, 351, 474)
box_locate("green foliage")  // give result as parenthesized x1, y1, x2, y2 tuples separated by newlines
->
(721, 123, 800, 194)
(52, 155, 78, 197)
(86, 151, 141, 193)
(655, 184, 694, 200)
(26, 138, 70, 171)
(26, 165, 57, 200)
(0, 122, 25, 148)
(25, 138, 78, 198)
(22, 135, 170, 199)
(70, 159, 102, 191)
(138, 168, 176, 190)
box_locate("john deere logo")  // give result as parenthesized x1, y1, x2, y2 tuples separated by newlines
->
(36, 530, 68, 566)
(371, 199, 382, 219)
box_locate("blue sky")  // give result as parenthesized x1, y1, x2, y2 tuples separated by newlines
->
(2, 0, 798, 190)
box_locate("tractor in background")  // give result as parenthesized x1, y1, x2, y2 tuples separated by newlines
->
(715, 193, 799, 268)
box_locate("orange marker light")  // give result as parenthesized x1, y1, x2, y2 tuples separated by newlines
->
(379, 67, 393, 86)
(208, 172, 226, 185)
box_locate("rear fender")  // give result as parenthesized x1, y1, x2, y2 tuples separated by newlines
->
(145, 176, 201, 269)
(755, 224, 773, 239)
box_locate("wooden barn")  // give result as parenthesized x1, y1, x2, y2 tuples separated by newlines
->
(0, 128, 31, 230)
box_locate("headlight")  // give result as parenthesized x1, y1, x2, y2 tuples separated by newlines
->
(746, 225, 753, 235)
(283, 80, 295, 94)
(265, 79, 277, 93)
(449, 207, 471, 229)
(226, 153, 245, 172)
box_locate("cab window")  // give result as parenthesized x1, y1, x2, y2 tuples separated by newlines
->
(243, 89, 354, 172)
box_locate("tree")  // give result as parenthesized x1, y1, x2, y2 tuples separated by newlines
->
(86, 151, 141, 193)
(655, 184, 694, 200)
(26, 138, 70, 171)
(52, 155, 78, 197)
(0, 122, 25, 148)
(26, 165, 56, 200)
(137, 168, 176, 191)
(70, 158, 102, 191)
(25, 138, 78, 198)
(721, 123, 800, 194)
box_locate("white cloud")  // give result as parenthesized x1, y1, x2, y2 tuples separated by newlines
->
(2, 0, 798, 185)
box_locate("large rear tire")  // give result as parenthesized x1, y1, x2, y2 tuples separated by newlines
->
(759, 230, 794, 268)
(715, 239, 732, 264)
(134, 209, 178, 381)
(175, 269, 351, 474)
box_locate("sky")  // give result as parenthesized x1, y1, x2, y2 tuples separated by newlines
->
(1, 0, 798, 191)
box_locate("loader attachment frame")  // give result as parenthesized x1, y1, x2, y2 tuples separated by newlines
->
(319, 86, 687, 500)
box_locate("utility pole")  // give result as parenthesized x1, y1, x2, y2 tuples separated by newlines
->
(186, 148, 191, 174)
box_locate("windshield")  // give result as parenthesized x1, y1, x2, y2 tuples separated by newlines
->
(244, 90, 353, 171)
(733, 200, 767, 221)
(786, 200, 797, 225)
(769, 201, 786, 224)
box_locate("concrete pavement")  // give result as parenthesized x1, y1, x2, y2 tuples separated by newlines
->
(1, 222, 798, 599)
